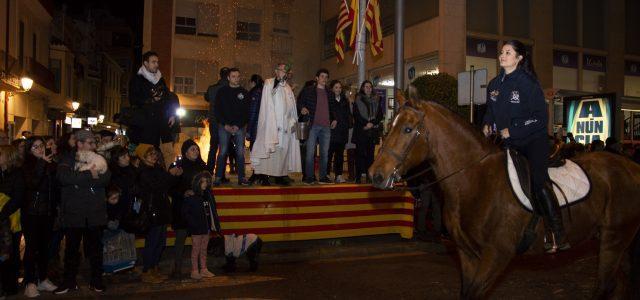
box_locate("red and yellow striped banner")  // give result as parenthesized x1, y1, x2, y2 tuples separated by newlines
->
(137, 185, 414, 247)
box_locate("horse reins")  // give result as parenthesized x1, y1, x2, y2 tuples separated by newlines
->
(380, 105, 493, 192)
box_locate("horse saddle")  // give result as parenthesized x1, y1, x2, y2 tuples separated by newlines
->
(506, 149, 591, 212)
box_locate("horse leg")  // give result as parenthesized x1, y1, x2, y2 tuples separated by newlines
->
(458, 250, 478, 298)
(461, 248, 513, 300)
(593, 229, 631, 300)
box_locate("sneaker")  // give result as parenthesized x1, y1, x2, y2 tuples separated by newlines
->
(303, 179, 315, 185)
(140, 272, 163, 284)
(238, 179, 251, 186)
(37, 279, 57, 292)
(89, 282, 106, 293)
(24, 283, 40, 298)
(200, 269, 215, 278)
(190, 271, 202, 280)
(318, 177, 333, 185)
(53, 283, 78, 295)
(335, 175, 346, 183)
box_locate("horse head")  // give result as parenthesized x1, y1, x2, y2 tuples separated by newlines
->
(370, 87, 431, 189)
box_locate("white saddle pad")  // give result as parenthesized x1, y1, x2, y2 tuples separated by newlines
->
(507, 153, 590, 211)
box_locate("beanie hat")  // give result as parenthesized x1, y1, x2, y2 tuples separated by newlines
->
(134, 143, 155, 158)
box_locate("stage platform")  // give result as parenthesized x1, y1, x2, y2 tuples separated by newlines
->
(136, 184, 415, 247)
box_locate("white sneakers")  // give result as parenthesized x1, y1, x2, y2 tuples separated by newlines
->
(200, 269, 215, 278)
(190, 270, 202, 280)
(24, 279, 58, 298)
(37, 279, 58, 292)
(335, 175, 346, 183)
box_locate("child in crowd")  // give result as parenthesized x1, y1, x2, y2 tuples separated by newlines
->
(182, 172, 219, 280)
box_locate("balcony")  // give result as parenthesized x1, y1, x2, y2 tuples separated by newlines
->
(27, 57, 58, 93)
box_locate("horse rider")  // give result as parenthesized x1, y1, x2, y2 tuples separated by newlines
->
(482, 40, 570, 253)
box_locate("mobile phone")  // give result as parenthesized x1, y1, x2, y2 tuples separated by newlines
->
(45, 148, 52, 156)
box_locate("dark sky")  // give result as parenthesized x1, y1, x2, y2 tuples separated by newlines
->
(53, 0, 144, 47)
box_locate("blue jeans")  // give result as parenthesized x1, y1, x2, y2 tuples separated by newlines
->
(216, 125, 246, 180)
(305, 125, 331, 180)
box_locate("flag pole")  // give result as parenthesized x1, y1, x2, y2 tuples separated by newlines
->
(394, 0, 405, 113)
(357, 0, 367, 85)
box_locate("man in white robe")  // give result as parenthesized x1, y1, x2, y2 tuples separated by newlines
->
(250, 64, 301, 182)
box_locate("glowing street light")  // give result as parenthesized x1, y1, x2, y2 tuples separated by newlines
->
(72, 101, 80, 111)
(98, 114, 105, 123)
(20, 76, 33, 91)
(176, 107, 186, 118)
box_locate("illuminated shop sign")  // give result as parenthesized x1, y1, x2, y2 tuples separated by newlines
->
(564, 94, 615, 144)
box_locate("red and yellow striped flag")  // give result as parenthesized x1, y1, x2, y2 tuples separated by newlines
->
(365, 0, 383, 56)
(334, 1, 352, 62)
(348, 0, 359, 49)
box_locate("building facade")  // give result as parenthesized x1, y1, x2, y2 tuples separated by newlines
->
(320, 0, 640, 143)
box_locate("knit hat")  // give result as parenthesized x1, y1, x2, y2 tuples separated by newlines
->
(74, 129, 94, 142)
(181, 139, 198, 157)
(134, 143, 155, 158)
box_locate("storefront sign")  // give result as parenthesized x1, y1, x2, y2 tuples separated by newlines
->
(553, 50, 578, 68)
(466, 38, 498, 58)
(564, 94, 615, 144)
(583, 54, 607, 72)
(625, 60, 640, 76)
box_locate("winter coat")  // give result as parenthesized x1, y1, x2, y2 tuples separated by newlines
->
(57, 151, 111, 228)
(108, 164, 138, 222)
(353, 94, 384, 144)
(182, 172, 220, 235)
(214, 86, 250, 127)
(483, 68, 547, 140)
(329, 93, 352, 145)
(128, 74, 179, 145)
(0, 167, 25, 221)
(0, 217, 10, 261)
(246, 85, 263, 142)
(204, 79, 228, 122)
(170, 139, 207, 230)
(22, 159, 57, 216)
(297, 84, 336, 127)
(136, 163, 179, 226)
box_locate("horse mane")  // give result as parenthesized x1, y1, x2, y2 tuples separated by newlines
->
(419, 99, 499, 154)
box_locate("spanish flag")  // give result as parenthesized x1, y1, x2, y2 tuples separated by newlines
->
(335, 0, 352, 62)
(365, 0, 383, 56)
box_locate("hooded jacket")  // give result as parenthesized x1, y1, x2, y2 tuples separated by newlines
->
(182, 172, 220, 235)
(170, 139, 207, 229)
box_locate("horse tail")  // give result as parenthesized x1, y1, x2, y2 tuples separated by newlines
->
(630, 227, 640, 299)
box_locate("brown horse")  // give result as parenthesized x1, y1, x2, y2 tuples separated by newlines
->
(369, 92, 640, 299)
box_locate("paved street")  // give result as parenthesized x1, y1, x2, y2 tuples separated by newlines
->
(40, 237, 601, 300)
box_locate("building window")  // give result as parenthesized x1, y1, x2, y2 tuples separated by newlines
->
(503, 0, 530, 38)
(174, 77, 194, 94)
(236, 8, 262, 41)
(273, 13, 289, 34)
(323, 17, 338, 60)
(272, 35, 293, 55)
(583, 0, 605, 49)
(627, 0, 640, 54)
(467, 0, 498, 34)
(112, 32, 132, 47)
(50, 59, 61, 92)
(175, 17, 196, 35)
(553, 0, 578, 46)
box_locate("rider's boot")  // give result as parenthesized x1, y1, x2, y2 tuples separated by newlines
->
(538, 183, 570, 253)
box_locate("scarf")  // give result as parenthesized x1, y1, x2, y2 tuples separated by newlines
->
(137, 66, 162, 85)
(356, 94, 379, 121)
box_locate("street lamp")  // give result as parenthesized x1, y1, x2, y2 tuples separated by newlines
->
(20, 76, 33, 91)
(176, 107, 186, 118)
(98, 114, 105, 123)
(72, 101, 80, 111)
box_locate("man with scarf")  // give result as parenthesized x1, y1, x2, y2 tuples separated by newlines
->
(250, 63, 301, 184)
(128, 51, 179, 167)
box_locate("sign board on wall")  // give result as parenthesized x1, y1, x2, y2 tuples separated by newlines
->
(563, 93, 616, 144)
(625, 60, 640, 76)
(583, 54, 607, 72)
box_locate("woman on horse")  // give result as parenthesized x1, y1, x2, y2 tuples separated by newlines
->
(482, 40, 570, 253)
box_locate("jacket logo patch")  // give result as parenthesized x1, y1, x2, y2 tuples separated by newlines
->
(237, 93, 245, 100)
(490, 90, 499, 102)
(510, 91, 520, 103)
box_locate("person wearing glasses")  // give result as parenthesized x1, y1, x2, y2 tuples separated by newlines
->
(54, 130, 111, 294)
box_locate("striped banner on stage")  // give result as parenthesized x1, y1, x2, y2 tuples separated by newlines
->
(135, 185, 414, 247)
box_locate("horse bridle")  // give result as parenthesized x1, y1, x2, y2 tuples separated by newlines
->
(379, 104, 492, 190)
(378, 105, 428, 182)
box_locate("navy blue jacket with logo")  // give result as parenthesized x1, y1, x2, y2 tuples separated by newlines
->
(482, 68, 547, 139)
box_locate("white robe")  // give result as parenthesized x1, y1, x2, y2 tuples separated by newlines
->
(250, 78, 301, 176)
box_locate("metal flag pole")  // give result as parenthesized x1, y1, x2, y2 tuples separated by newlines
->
(470, 65, 475, 123)
(394, 0, 405, 112)
(357, 0, 367, 84)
